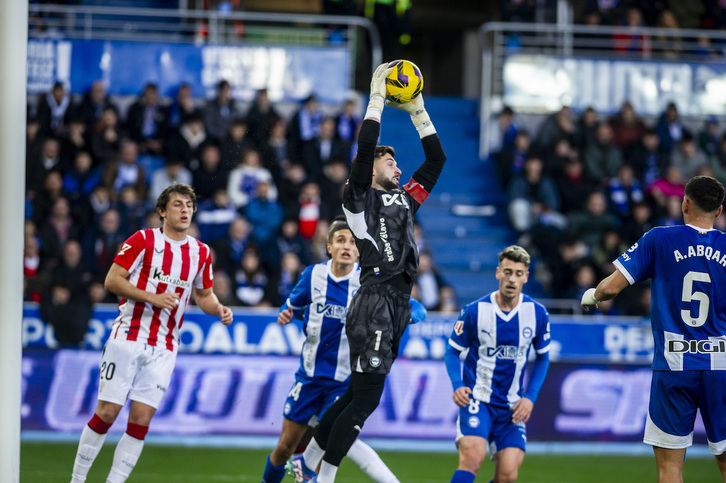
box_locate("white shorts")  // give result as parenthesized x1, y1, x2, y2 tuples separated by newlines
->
(98, 338, 177, 409)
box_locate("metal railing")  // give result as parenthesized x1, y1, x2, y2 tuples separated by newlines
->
(28, 4, 381, 84)
(477, 21, 726, 158)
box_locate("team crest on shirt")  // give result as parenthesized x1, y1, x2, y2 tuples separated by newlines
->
(454, 320, 464, 336)
(522, 327, 533, 339)
(370, 356, 381, 367)
(191, 254, 198, 263)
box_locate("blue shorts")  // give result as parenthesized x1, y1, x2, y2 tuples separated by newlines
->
(645, 370, 726, 455)
(456, 398, 527, 455)
(283, 373, 348, 426)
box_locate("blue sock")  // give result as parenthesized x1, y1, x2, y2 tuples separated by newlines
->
(262, 455, 286, 483)
(451, 469, 476, 483)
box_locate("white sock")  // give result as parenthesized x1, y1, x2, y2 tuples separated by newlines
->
(71, 425, 107, 482)
(317, 461, 338, 483)
(302, 437, 325, 472)
(347, 439, 400, 483)
(105, 433, 145, 483)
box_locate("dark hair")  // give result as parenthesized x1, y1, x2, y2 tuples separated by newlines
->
(684, 176, 725, 213)
(156, 183, 197, 214)
(327, 215, 351, 244)
(352, 145, 396, 167)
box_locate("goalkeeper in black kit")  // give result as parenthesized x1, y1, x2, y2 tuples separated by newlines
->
(286, 63, 446, 482)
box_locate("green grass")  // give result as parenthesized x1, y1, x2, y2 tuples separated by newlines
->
(22, 442, 720, 482)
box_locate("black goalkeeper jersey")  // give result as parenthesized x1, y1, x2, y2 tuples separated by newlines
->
(343, 118, 446, 288)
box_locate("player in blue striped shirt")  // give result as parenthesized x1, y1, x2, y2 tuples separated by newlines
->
(581, 175, 726, 482)
(263, 218, 417, 483)
(445, 245, 550, 483)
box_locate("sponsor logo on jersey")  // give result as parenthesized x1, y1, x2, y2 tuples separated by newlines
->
(379, 217, 394, 262)
(667, 338, 726, 354)
(487, 345, 527, 359)
(314, 303, 347, 319)
(152, 267, 192, 289)
(381, 193, 409, 208)
(156, 384, 167, 393)
(468, 416, 480, 428)
(370, 356, 381, 367)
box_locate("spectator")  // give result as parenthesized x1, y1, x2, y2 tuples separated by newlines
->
(319, 158, 349, 221)
(658, 194, 685, 226)
(277, 163, 308, 219)
(287, 94, 322, 164)
(196, 188, 238, 245)
(533, 106, 575, 154)
(608, 163, 645, 221)
(574, 106, 598, 151)
(300, 116, 347, 182)
(335, 98, 361, 163)
(40, 280, 92, 348)
(670, 130, 708, 180)
(621, 200, 655, 244)
(59, 116, 92, 167)
(212, 269, 241, 307)
(87, 276, 116, 305)
(549, 235, 589, 298)
(297, 181, 326, 240)
(227, 148, 277, 209)
(591, 228, 629, 276)
(495, 106, 519, 154)
(583, 121, 623, 185)
(63, 150, 102, 220)
(212, 216, 252, 278)
(26, 115, 44, 173)
(612, 7, 651, 56)
(192, 143, 229, 202)
(259, 117, 292, 181)
(81, 207, 127, 276)
(698, 116, 720, 158)
(709, 133, 726, 186)
(609, 101, 646, 149)
(204, 79, 240, 143)
(625, 127, 667, 186)
(220, 117, 254, 171)
(52, 239, 93, 297)
(556, 156, 596, 214)
(116, 186, 148, 236)
(101, 139, 148, 201)
(73, 80, 116, 133)
(494, 129, 530, 187)
(567, 190, 620, 247)
(165, 111, 209, 170)
(36, 81, 71, 137)
(125, 82, 170, 155)
(247, 88, 281, 149)
(654, 10, 682, 60)
(38, 196, 80, 265)
(24, 233, 43, 303)
(149, 158, 193, 203)
(544, 136, 576, 178)
(506, 155, 561, 233)
(90, 105, 124, 165)
(244, 180, 284, 268)
(438, 285, 459, 314)
(667, 0, 704, 30)
(32, 170, 68, 227)
(272, 251, 303, 307)
(306, 219, 330, 264)
(276, 218, 311, 267)
(27, 137, 65, 198)
(414, 251, 449, 311)
(234, 245, 273, 307)
(656, 102, 684, 156)
(168, 82, 199, 128)
(77, 185, 112, 235)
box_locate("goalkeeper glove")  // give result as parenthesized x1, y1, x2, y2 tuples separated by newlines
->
(366, 62, 393, 122)
(386, 93, 436, 138)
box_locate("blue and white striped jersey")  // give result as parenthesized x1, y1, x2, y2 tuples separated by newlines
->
(615, 224, 726, 371)
(448, 292, 550, 408)
(286, 259, 360, 381)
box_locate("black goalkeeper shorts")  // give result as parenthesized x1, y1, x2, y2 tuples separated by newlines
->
(346, 284, 412, 375)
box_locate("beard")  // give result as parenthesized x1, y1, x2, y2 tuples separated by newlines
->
(379, 178, 399, 191)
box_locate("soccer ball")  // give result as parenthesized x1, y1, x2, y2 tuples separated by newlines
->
(385, 60, 424, 104)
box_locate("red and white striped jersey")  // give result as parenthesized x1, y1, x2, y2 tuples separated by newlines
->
(109, 228, 214, 351)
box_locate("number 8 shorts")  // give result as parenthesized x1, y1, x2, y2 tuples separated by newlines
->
(456, 398, 527, 456)
(97, 338, 177, 409)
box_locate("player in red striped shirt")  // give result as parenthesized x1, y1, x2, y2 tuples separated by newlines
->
(70, 183, 233, 483)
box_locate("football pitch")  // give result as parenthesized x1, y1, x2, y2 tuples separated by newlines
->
(21, 442, 719, 482)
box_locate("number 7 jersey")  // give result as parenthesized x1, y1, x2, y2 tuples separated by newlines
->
(615, 224, 726, 371)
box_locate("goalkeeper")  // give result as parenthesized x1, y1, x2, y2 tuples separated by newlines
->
(289, 62, 447, 482)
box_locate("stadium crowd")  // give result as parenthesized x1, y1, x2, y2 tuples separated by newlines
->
(22, 79, 458, 347)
